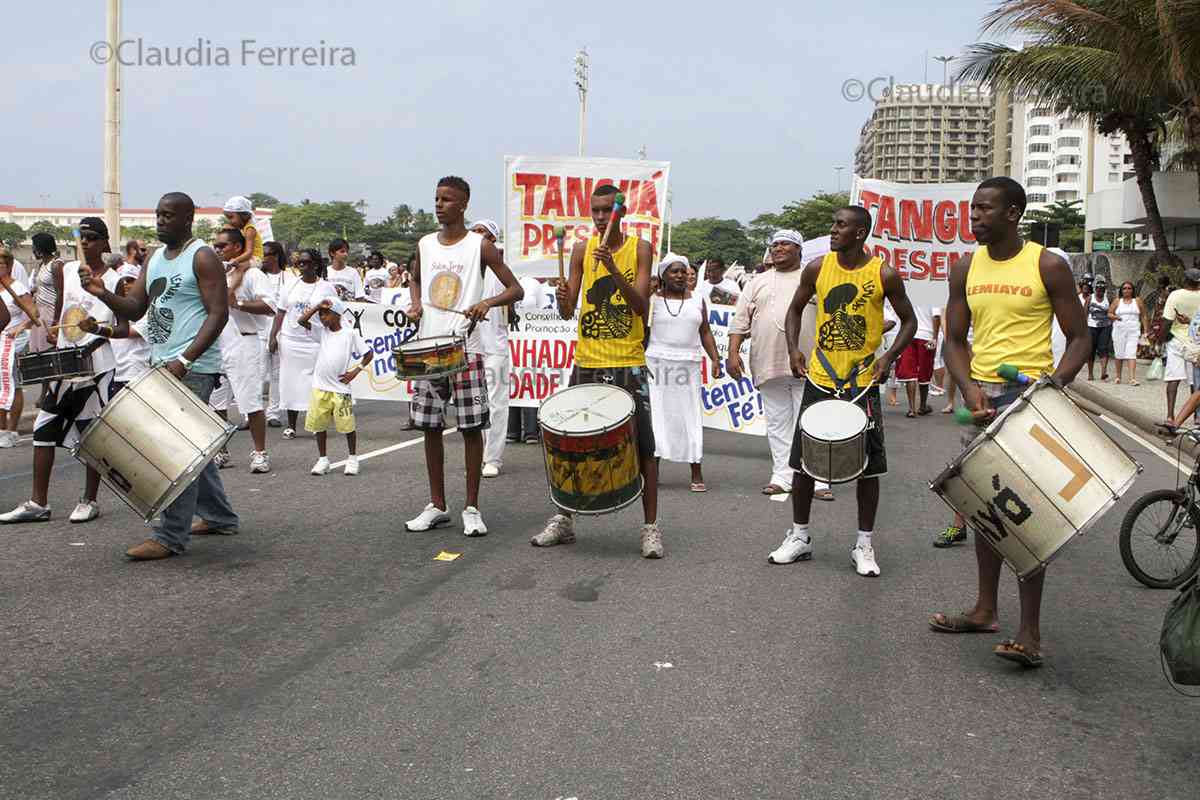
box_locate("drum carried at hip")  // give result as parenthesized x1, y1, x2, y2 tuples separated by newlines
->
(72, 367, 236, 522)
(392, 335, 466, 381)
(538, 383, 643, 515)
(930, 377, 1141, 579)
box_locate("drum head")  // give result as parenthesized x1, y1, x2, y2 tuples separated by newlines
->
(60, 305, 89, 344)
(539, 384, 635, 434)
(400, 335, 462, 354)
(800, 399, 868, 440)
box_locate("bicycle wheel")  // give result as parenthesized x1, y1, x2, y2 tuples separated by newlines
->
(1119, 489, 1200, 589)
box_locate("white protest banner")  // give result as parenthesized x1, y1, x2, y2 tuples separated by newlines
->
(849, 176, 978, 308)
(345, 298, 419, 402)
(504, 155, 670, 277)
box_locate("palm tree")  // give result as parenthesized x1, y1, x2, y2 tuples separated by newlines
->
(959, 0, 1185, 266)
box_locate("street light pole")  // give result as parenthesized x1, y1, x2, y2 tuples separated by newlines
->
(834, 166, 845, 194)
(574, 48, 589, 157)
(103, 0, 122, 250)
(933, 55, 954, 87)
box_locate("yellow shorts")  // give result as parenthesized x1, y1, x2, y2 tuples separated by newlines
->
(305, 389, 356, 434)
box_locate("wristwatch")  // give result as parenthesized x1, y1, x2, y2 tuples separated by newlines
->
(175, 355, 193, 370)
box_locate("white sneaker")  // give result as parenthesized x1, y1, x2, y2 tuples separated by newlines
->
(214, 448, 232, 469)
(768, 530, 813, 564)
(282, 428, 296, 440)
(929, 384, 946, 397)
(0, 500, 51, 523)
(481, 462, 500, 478)
(344, 456, 360, 476)
(250, 451, 271, 473)
(0, 430, 18, 448)
(69, 501, 100, 523)
(405, 503, 451, 532)
(462, 506, 488, 536)
(531, 514, 575, 546)
(310, 456, 330, 475)
(851, 543, 881, 577)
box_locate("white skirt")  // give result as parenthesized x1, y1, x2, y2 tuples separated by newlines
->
(279, 336, 319, 411)
(1112, 321, 1140, 360)
(647, 355, 703, 463)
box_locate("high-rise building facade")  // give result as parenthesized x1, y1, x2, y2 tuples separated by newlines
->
(853, 83, 994, 184)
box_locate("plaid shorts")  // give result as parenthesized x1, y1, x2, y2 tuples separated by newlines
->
(411, 353, 490, 431)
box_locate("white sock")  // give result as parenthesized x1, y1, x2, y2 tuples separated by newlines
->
(857, 530, 872, 549)
(792, 523, 810, 543)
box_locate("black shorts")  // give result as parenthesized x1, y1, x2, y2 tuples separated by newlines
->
(570, 365, 654, 459)
(790, 381, 887, 480)
(1090, 326, 1113, 358)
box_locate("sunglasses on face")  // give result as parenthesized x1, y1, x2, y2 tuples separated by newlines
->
(81, 233, 102, 242)
(213, 242, 228, 250)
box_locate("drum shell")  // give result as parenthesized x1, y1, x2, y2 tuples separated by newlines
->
(798, 399, 869, 484)
(72, 368, 235, 522)
(392, 336, 466, 381)
(930, 379, 1141, 579)
(18, 347, 95, 385)
(538, 384, 643, 516)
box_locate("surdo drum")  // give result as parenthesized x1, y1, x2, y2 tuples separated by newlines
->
(538, 383, 643, 515)
(930, 378, 1140, 579)
(72, 367, 236, 522)
(798, 399, 869, 484)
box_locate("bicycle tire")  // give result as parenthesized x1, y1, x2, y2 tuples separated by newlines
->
(1119, 489, 1200, 589)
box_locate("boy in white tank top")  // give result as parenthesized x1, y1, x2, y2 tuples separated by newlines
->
(402, 176, 523, 537)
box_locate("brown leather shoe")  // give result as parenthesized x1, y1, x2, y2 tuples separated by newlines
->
(125, 539, 174, 560)
(190, 521, 238, 536)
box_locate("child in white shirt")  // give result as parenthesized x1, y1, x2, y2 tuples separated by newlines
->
(297, 299, 372, 475)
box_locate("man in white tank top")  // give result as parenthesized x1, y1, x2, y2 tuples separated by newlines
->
(403, 176, 523, 537)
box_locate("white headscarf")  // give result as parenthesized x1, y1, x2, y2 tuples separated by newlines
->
(223, 195, 253, 214)
(770, 229, 805, 248)
(471, 219, 501, 240)
(657, 252, 689, 278)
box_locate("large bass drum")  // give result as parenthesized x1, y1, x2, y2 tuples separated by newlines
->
(930, 378, 1141, 579)
(73, 367, 236, 522)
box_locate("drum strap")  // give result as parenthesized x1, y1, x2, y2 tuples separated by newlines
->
(813, 349, 874, 397)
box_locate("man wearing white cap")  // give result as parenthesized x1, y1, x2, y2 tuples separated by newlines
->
(728, 230, 832, 500)
(222, 196, 263, 268)
(469, 219, 511, 477)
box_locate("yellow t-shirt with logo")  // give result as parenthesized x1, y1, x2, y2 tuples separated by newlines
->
(807, 253, 886, 389)
(244, 222, 265, 260)
(966, 241, 1052, 382)
(575, 235, 646, 369)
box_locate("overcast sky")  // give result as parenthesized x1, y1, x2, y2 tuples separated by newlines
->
(6, 0, 995, 224)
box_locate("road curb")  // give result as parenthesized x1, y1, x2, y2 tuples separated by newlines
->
(1068, 381, 1197, 458)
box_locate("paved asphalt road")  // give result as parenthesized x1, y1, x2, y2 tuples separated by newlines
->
(1, 396, 1197, 800)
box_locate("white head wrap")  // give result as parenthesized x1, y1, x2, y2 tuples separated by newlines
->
(223, 195, 253, 214)
(657, 252, 689, 278)
(471, 219, 501, 240)
(770, 229, 805, 248)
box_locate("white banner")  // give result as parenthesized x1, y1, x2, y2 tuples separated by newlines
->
(343, 292, 764, 435)
(849, 175, 978, 309)
(503, 155, 670, 278)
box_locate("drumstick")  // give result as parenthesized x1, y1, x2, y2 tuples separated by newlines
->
(593, 193, 626, 263)
(554, 225, 566, 282)
(426, 302, 478, 336)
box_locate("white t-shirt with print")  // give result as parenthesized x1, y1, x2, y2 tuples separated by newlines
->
(327, 266, 364, 301)
(312, 324, 370, 394)
(277, 277, 338, 345)
(364, 268, 390, 303)
(58, 262, 121, 374)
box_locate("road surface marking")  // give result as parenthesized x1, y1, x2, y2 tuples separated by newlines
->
(328, 427, 457, 469)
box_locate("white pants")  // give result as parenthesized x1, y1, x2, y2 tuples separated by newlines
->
(211, 333, 265, 414)
(483, 352, 510, 466)
(758, 376, 827, 492)
(261, 336, 281, 420)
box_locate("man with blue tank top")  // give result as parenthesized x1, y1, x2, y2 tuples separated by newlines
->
(84, 192, 240, 561)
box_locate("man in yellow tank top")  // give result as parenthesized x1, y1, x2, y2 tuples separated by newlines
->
(774, 207, 918, 577)
(929, 177, 1088, 668)
(535, 184, 663, 558)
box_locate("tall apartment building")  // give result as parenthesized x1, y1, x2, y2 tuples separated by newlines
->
(990, 92, 1134, 215)
(853, 83, 994, 184)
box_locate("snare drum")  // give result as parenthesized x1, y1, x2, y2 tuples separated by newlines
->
(798, 399, 869, 484)
(930, 378, 1141, 579)
(18, 346, 95, 385)
(72, 368, 236, 522)
(538, 384, 643, 515)
(393, 336, 467, 381)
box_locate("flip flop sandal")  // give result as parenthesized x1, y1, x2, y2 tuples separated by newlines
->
(906, 411, 917, 418)
(918, 407, 933, 416)
(815, 489, 835, 502)
(690, 482, 707, 493)
(928, 612, 1000, 634)
(761, 484, 788, 495)
(993, 639, 1044, 668)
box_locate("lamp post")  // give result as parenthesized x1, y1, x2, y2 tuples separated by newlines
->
(574, 48, 589, 157)
(103, 0, 122, 251)
(933, 55, 955, 87)
(834, 166, 845, 194)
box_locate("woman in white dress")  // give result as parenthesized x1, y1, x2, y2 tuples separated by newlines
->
(646, 254, 722, 492)
(269, 248, 338, 438)
(0, 248, 45, 447)
(1108, 281, 1146, 385)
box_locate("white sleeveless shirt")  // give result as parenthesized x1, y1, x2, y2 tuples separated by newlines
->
(417, 230, 486, 354)
(646, 292, 704, 362)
